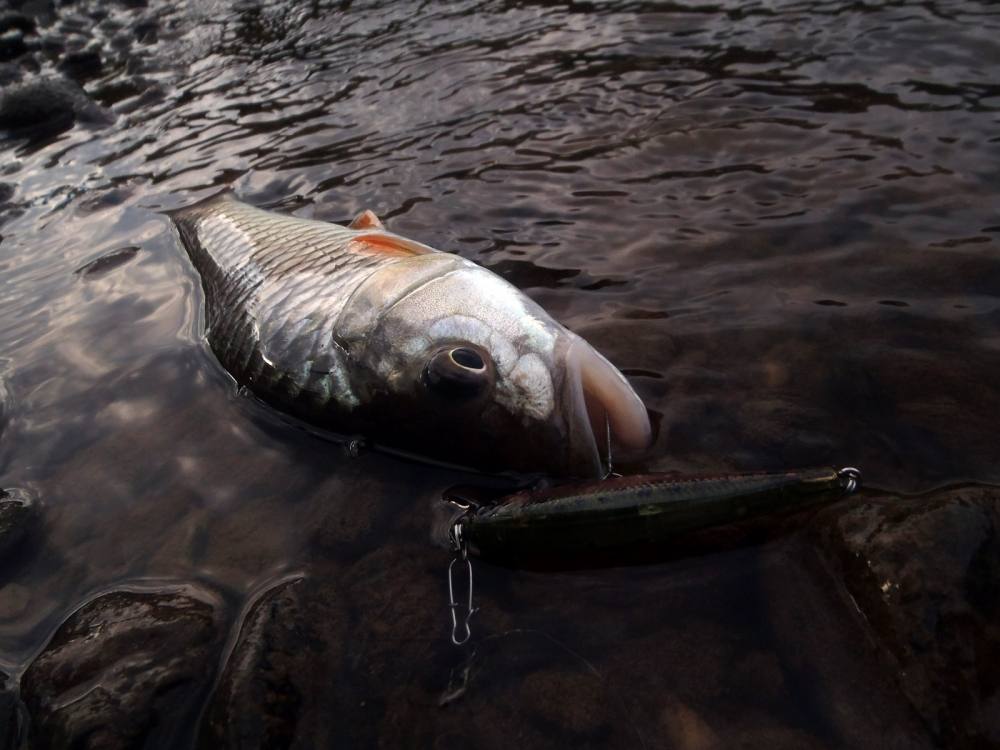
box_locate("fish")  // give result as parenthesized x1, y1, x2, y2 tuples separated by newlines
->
(167, 193, 651, 477)
(448, 467, 861, 568)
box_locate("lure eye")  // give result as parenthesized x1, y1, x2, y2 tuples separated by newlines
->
(424, 345, 492, 396)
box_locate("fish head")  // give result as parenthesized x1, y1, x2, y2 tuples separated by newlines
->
(337, 254, 651, 477)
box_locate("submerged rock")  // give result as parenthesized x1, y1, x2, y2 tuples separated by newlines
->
(21, 585, 226, 749)
(57, 45, 103, 82)
(74, 245, 140, 278)
(0, 12, 36, 35)
(0, 373, 9, 435)
(0, 75, 110, 136)
(0, 63, 22, 86)
(0, 30, 26, 62)
(815, 487, 1000, 748)
(133, 13, 158, 44)
(199, 575, 349, 749)
(0, 487, 38, 562)
(1, 669, 20, 750)
(199, 546, 640, 748)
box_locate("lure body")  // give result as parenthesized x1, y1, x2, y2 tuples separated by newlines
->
(457, 467, 856, 565)
(168, 194, 651, 476)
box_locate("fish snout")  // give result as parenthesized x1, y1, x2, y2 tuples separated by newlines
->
(563, 337, 652, 475)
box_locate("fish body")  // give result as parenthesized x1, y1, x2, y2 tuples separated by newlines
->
(169, 194, 650, 476)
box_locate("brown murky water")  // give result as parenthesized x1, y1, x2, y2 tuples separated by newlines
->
(1, 0, 998, 745)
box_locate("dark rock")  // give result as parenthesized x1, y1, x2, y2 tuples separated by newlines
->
(74, 245, 140, 277)
(0, 75, 111, 136)
(133, 13, 157, 43)
(0, 29, 26, 62)
(109, 30, 132, 51)
(1, 669, 20, 750)
(205, 530, 776, 749)
(21, 585, 226, 750)
(0, 487, 39, 562)
(200, 546, 456, 748)
(0, 12, 37, 35)
(118, 80, 163, 111)
(97, 16, 123, 34)
(60, 31, 88, 53)
(815, 487, 1000, 748)
(199, 575, 350, 749)
(57, 46, 102, 81)
(0, 183, 13, 204)
(38, 31, 64, 56)
(56, 12, 89, 34)
(75, 183, 137, 212)
(9, 0, 54, 27)
(91, 75, 151, 107)
(0, 63, 21, 85)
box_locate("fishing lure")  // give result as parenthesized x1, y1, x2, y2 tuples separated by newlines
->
(451, 466, 860, 565)
(444, 466, 860, 643)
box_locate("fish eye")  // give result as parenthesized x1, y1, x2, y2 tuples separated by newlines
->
(424, 345, 492, 396)
(449, 347, 485, 371)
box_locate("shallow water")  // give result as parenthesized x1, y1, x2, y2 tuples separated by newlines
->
(1, 0, 998, 744)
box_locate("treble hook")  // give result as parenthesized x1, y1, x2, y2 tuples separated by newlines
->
(447, 520, 476, 646)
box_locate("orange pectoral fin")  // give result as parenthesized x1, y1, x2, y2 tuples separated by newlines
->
(349, 209, 384, 230)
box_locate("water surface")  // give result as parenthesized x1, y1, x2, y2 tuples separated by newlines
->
(1, 0, 998, 745)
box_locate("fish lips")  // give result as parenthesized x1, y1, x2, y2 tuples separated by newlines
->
(561, 336, 652, 477)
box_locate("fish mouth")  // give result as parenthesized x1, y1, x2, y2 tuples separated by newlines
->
(564, 336, 652, 476)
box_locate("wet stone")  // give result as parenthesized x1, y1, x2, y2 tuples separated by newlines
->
(0, 62, 22, 85)
(199, 574, 350, 749)
(1, 669, 19, 750)
(57, 46, 102, 81)
(21, 585, 226, 750)
(815, 487, 1000, 748)
(110, 30, 132, 50)
(97, 15, 122, 34)
(38, 31, 65, 56)
(133, 13, 157, 43)
(74, 245, 140, 277)
(91, 76, 151, 107)
(60, 31, 88, 54)
(521, 669, 611, 735)
(10, 0, 54, 27)
(0, 488, 39, 562)
(0, 30, 26, 62)
(201, 546, 458, 748)
(56, 12, 90, 35)
(0, 75, 110, 135)
(0, 12, 38, 35)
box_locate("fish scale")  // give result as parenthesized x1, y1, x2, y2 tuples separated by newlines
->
(170, 195, 400, 406)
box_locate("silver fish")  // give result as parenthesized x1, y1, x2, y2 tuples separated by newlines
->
(168, 193, 650, 476)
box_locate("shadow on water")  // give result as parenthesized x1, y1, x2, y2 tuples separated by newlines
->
(1, 0, 999, 745)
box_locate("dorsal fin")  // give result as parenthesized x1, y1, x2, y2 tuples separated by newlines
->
(349, 209, 383, 230)
(350, 232, 435, 257)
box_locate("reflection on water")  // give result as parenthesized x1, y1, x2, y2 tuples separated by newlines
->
(0, 0, 998, 744)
